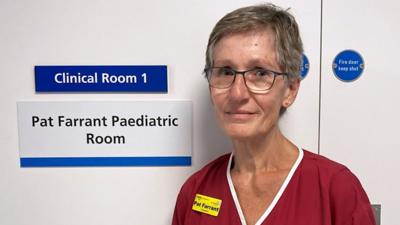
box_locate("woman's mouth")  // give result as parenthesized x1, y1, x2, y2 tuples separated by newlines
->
(225, 110, 258, 121)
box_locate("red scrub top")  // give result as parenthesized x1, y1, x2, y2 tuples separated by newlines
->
(172, 149, 376, 225)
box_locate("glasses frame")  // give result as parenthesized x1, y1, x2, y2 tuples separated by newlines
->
(204, 67, 288, 93)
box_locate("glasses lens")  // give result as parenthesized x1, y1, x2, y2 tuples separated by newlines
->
(245, 69, 275, 91)
(207, 68, 235, 88)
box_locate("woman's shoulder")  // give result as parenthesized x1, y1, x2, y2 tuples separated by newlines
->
(299, 150, 375, 224)
(299, 149, 367, 189)
(301, 149, 350, 176)
(299, 149, 369, 200)
(178, 153, 231, 194)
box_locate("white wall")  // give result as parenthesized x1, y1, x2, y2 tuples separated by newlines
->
(2, 0, 395, 224)
(321, 0, 400, 224)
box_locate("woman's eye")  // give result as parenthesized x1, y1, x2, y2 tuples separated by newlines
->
(255, 69, 269, 76)
(219, 68, 235, 76)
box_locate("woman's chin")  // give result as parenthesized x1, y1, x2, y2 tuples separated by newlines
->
(223, 125, 257, 140)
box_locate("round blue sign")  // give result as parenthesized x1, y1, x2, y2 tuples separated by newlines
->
(300, 54, 309, 79)
(332, 50, 364, 82)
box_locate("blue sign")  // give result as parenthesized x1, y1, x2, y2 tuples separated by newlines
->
(35, 65, 168, 92)
(300, 54, 310, 79)
(332, 50, 364, 82)
(20, 156, 191, 167)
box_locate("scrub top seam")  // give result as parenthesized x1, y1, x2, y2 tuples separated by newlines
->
(226, 147, 304, 225)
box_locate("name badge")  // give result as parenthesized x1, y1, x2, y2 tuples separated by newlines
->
(192, 194, 222, 217)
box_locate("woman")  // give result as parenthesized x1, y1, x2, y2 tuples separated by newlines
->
(172, 4, 375, 225)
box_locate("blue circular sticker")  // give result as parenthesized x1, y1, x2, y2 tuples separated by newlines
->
(300, 54, 309, 79)
(332, 50, 364, 82)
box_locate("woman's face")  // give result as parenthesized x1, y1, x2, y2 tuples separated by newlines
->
(210, 30, 299, 140)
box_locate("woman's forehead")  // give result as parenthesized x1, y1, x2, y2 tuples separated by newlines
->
(217, 27, 275, 45)
(212, 30, 278, 69)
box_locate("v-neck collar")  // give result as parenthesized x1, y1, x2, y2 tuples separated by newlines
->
(226, 147, 304, 225)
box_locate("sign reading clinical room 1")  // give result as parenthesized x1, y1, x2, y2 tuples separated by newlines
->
(35, 65, 168, 92)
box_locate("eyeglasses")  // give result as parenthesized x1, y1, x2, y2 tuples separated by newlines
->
(204, 67, 288, 93)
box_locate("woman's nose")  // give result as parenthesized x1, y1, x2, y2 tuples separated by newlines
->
(228, 74, 250, 101)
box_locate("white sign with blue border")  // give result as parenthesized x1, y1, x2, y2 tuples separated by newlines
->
(35, 65, 168, 92)
(332, 50, 365, 82)
(17, 101, 192, 167)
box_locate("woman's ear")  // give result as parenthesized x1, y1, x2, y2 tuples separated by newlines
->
(282, 77, 300, 108)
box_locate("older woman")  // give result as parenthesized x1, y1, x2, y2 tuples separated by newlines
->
(172, 4, 375, 225)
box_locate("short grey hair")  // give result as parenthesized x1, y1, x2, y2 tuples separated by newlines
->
(205, 3, 304, 82)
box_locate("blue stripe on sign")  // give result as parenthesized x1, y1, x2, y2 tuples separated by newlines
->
(35, 65, 168, 92)
(20, 156, 191, 167)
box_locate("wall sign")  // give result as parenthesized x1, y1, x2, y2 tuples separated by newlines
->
(300, 54, 310, 79)
(332, 50, 365, 82)
(35, 65, 168, 92)
(17, 101, 191, 167)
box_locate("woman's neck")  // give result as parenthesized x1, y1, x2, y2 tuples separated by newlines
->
(231, 126, 298, 173)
